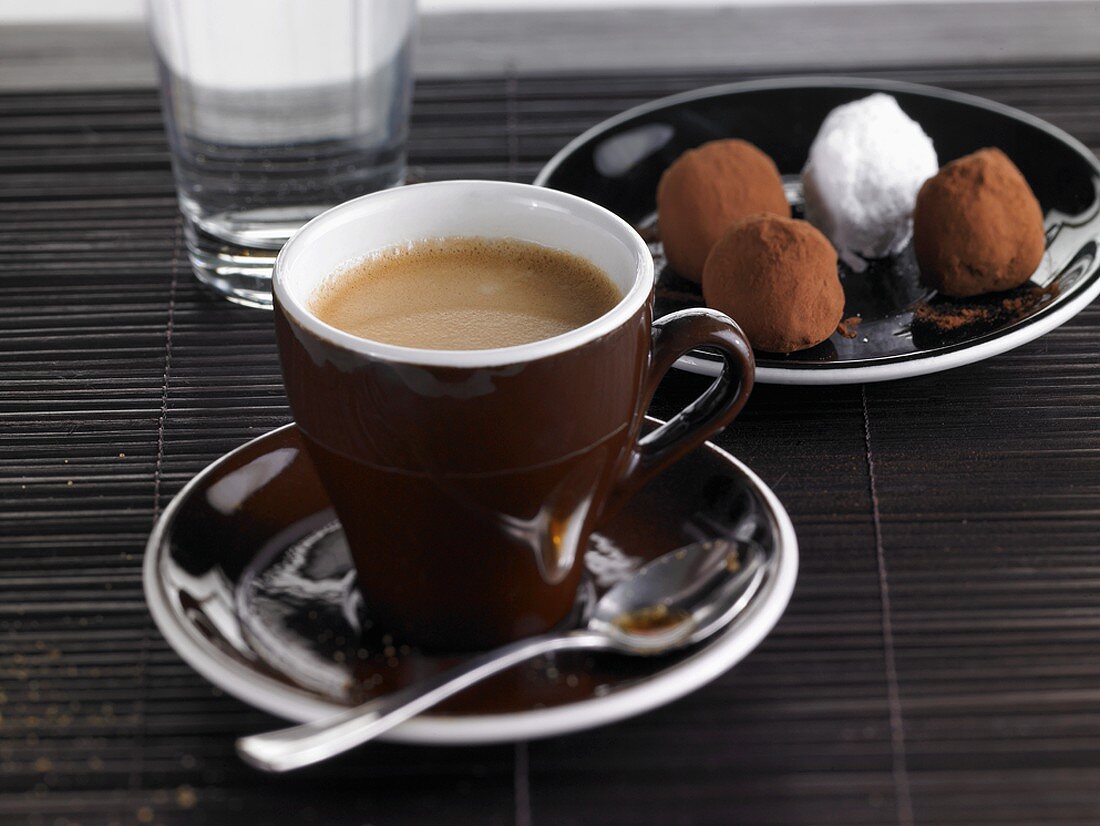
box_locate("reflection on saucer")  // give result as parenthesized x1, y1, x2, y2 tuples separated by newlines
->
(145, 421, 797, 742)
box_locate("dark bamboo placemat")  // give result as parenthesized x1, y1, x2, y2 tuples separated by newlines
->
(2, 64, 1099, 826)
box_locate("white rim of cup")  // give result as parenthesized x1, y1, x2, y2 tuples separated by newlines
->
(272, 180, 655, 368)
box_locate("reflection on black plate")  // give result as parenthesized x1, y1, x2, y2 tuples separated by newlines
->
(537, 78, 1100, 383)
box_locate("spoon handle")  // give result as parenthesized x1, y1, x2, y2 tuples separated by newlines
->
(236, 630, 610, 772)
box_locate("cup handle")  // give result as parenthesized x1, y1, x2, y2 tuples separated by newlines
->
(605, 308, 755, 516)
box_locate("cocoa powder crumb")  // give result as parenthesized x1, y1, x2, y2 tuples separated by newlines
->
(910, 283, 1057, 343)
(838, 316, 862, 338)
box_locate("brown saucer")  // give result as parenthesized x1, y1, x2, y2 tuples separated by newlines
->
(144, 420, 797, 744)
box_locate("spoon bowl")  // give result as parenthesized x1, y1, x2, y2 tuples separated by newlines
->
(590, 538, 766, 653)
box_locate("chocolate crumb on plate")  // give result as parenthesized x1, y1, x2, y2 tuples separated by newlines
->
(838, 316, 863, 339)
(909, 283, 1058, 347)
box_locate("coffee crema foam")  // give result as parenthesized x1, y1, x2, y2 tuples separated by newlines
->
(310, 237, 622, 350)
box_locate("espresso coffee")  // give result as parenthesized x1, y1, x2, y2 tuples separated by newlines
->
(311, 237, 621, 349)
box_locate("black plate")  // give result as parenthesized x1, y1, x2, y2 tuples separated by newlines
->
(536, 77, 1100, 384)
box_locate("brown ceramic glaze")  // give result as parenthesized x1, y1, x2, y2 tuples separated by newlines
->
(272, 182, 754, 651)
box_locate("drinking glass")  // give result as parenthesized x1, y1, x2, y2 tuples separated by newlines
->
(147, 0, 416, 308)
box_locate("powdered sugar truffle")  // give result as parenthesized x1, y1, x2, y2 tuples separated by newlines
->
(802, 94, 938, 271)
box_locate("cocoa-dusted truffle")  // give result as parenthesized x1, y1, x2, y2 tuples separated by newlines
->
(702, 214, 844, 353)
(657, 139, 790, 283)
(913, 147, 1046, 298)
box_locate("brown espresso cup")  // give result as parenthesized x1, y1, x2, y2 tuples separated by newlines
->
(273, 181, 754, 651)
